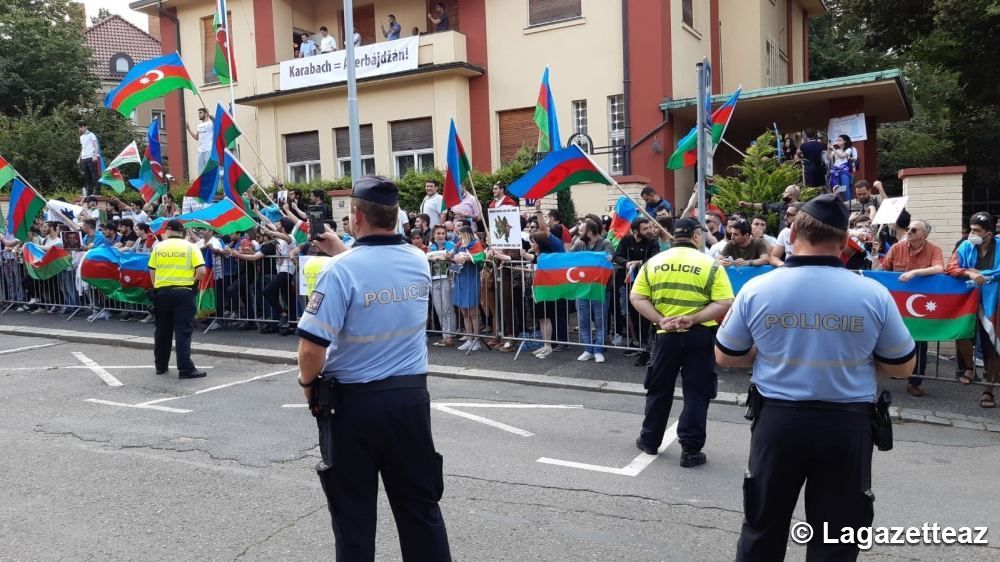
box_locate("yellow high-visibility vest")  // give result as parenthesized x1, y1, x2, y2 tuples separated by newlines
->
(149, 237, 204, 288)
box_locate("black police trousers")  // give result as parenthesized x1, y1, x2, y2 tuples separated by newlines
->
(152, 287, 196, 374)
(316, 377, 451, 561)
(638, 326, 717, 453)
(736, 403, 875, 562)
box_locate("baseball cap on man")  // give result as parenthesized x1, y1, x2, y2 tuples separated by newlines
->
(673, 217, 708, 238)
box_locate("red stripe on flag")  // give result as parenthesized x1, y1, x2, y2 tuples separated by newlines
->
(534, 267, 613, 288)
(521, 158, 599, 199)
(81, 259, 120, 281)
(110, 65, 191, 110)
(890, 290, 978, 321)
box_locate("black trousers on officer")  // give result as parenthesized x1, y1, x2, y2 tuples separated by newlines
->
(316, 376, 451, 561)
(736, 403, 874, 562)
(638, 326, 717, 453)
(152, 287, 196, 374)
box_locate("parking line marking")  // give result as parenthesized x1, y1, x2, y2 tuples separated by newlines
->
(0, 343, 59, 355)
(536, 421, 678, 477)
(432, 404, 535, 437)
(85, 398, 191, 414)
(73, 352, 123, 387)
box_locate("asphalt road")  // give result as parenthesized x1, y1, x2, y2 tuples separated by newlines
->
(1, 333, 999, 560)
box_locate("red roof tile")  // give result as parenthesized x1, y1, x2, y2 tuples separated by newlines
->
(85, 15, 161, 82)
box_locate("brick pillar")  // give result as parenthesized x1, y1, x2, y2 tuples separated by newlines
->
(898, 166, 966, 252)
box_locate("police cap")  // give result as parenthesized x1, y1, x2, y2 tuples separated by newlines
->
(800, 194, 849, 231)
(352, 175, 399, 206)
(673, 217, 708, 238)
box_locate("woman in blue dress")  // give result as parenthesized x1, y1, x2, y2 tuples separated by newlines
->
(450, 226, 484, 351)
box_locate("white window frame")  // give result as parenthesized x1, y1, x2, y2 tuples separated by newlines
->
(392, 149, 434, 177)
(572, 99, 588, 135)
(608, 94, 625, 176)
(150, 109, 166, 129)
(766, 35, 780, 87)
(337, 156, 376, 179)
(287, 161, 321, 184)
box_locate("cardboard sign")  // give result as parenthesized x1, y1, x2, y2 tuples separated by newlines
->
(872, 196, 908, 226)
(487, 207, 522, 250)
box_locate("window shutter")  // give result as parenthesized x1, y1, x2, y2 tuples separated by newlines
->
(498, 107, 537, 164)
(285, 131, 320, 163)
(390, 118, 433, 152)
(528, 0, 581, 26)
(335, 125, 374, 158)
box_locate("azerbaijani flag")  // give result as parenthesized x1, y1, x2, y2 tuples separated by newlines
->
(22, 243, 72, 280)
(80, 246, 153, 305)
(442, 119, 472, 209)
(213, 0, 237, 84)
(5, 179, 45, 242)
(213, 103, 241, 163)
(134, 120, 167, 202)
(534, 66, 561, 153)
(196, 268, 217, 318)
(460, 240, 485, 265)
(99, 141, 142, 193)
(534, 251, 613, 302)
(606, 195, 639, 250)
(222, 149, 255, 211)
(292, 220, 310, 246)
(0, 155, 17, 188)
(667, 86, 743, 170)
(863, 271, 978, 341)
(508, 144, 611, 200)
(149, 198, 256, 236)
(104, 52, 197, 117)
(186, 158, 220, 202)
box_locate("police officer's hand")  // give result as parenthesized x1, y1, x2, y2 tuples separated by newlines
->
(662, 315, 694, 331)
(311, 229, 340, 256)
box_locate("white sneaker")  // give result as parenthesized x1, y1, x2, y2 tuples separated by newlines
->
(468, 339, 482, 351)
(93, 310, 110, 321)
(975, 357, 985, 367)
(594, 353, 606, 363)
(30, 307, 45, 315)
(459, 335, 470, 342)
(457, 340, 472, 351)
(535, 345, 553, 359)
(577, 351, 594, 362)
(139, 313, 154, 324)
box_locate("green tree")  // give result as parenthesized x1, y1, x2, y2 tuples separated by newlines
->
(0, 0, 100, 115)
(90, 7, 112, 25)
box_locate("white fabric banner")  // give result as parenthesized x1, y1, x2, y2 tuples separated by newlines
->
(280, 36, 420, 91)
(45, 200, 85, 224)
(827, 113, 868, 142)
(487, 207, 523, 250)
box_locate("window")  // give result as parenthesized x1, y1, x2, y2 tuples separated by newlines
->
(285, 131, 321, 183)
(682, 0, 694, 28)
(129, 110, 139, 126)
(111, 53, 133, 75)
(608, 94, 625, 175)
(390, 118, 434, 177)
(150, 110, 166, 130)
(334, 125, 376, 178)
(572, 100, 588, 135)
(202, 13, 234, 84)
(528, 0, 582, 27)
(765, 36, 780, 87)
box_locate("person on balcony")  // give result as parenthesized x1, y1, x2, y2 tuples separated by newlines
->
(318, 26, 337, 53)
(381, 14, 401, 41)
(428, 3, 449, 32)
(298, 33, 317, 58)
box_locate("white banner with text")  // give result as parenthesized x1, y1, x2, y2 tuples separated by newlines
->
(279, 36, 419, 91)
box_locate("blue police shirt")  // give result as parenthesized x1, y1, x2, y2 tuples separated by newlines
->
(716, 255, 915, 403)
(296, 234, 432, 384)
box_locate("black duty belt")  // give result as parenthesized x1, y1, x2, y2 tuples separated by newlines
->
(334, 374, 427, 395)
(762, 397, 873, 415)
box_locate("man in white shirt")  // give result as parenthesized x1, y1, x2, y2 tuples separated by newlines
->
(769, 202, 801, 266)
(319, 26, 337, 52)
(186, 108, 214, 173)
(419, 179, 444, 228)
(353, 27, 361, 46)
(77, 121, 101, 196)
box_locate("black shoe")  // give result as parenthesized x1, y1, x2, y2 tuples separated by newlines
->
(680, 451, 706, 468)
(623, 349, 641, 357)
(237, 322, 257, 331)
(552, 344, 570, 352)
(179, 370, 207, 379)
(155, 369, 167, 375)
(635, 438, 658, 455)
(260, 325, 279, 334)
(634, 352, 650, 366)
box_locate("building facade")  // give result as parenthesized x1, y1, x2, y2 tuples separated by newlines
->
(130, 0, 908, 211)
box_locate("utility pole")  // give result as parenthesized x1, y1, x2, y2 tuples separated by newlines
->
(343, 0, 361, 183)
(695, 58, 712, 250)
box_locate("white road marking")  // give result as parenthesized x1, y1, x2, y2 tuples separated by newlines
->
(84, 398, 191, 414)
(0, 343, 59, 355)
(536, 421, 679, 477)
(434, 403, 584, 409)
(0, 365, 216, 372)
(99, 365, 216, 370)
(72, 352, 123, 387)
(134, 367, 297, 407)
(282, 404, 308, 408)
(431, 404, 535, 437)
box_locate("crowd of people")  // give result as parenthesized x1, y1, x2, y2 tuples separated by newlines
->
(293, 3, 451, 58)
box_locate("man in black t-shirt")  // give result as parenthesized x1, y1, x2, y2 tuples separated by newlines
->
(798, 129, 826, 187)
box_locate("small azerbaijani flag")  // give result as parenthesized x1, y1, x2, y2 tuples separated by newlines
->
(133, 119, 167, 202)
(605, 195, 639, 250)
(534, 252, 613, 302)
(6, 179, 46, 243)
(292, 220, 311, 246)
(442, 119, 472, 210)
(534, 66, 562, 153)
(667, 86, 743, 170)
(461, 239, 486, 265)
(507, 144, 611, 200)
(104, 52, 197, 117)
(149, 198, 256, 236)
(98, 141, 142, 193)
(213, 0, 237, 84)
(22, 243, 72, 280)
(222, 149, 255, 211)
(0, 155, 17, 188)
(213, 103, 241, 163)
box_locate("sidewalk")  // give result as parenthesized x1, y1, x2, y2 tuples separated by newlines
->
(1, 310, 998, 431)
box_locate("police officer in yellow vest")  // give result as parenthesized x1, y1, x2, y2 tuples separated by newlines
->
(148, 219, 207, 379)
(630, 217, 734, 467)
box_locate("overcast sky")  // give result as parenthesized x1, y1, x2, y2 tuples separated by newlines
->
(83, 0, 148, 31)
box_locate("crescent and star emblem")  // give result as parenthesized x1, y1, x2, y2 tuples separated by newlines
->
(565, 267, 586, 284)
(905, 294, 937, 317)
(139, 70, 165, 85)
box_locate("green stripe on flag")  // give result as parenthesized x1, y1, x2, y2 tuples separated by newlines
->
(903, 314, 976, 342)
(534, 282, 606, 302)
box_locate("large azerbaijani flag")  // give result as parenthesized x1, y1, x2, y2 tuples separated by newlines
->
(507, 144, 611, 200)
(606, 195, 639, 250)
(534, 251, 613, 302)
(80, 247, 153, 305)
(863, 271, 978, 341)
(0, 155, 17, 188)
(667, 86, 743, 170)
(534, 66, 562, 153)
(6, 179, 46, 242)
(22, 243, 72, 280)
(213, 0, 237, 84)
(104, 52, 197, 118)
(149, 198, 255, 236)
(98, 141, 142, 193)
(442, 118, 472, 209)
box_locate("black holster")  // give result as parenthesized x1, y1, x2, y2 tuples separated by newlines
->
(872, 389, 893, 451)
(311, 377, 338, 468)
(744, 383, 763, 429)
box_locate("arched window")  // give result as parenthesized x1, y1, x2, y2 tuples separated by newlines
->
(110, 53, 133, 75)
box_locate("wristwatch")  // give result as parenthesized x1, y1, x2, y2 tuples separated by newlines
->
(297, 374, 316, 387)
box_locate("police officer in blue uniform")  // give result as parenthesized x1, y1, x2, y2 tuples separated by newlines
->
(296, 176, 451, 561)
(716, 194, 916, 561)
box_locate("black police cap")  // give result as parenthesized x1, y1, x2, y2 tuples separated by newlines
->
(800, 194, 849, 231)
(352, 175, 399, 206)
(673, 217, 708, 238)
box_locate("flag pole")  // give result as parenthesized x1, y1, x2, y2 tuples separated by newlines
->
(575, 146, 669, 237)
(192, 90, 280, 183)
(2, 159, 79, 231)
(719, 137, 749, 159)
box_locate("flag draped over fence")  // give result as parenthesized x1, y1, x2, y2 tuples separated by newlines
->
(80, 247, 153, 305)
(22, 243, 72, 280)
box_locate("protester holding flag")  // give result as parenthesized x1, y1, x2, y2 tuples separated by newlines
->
(450, 226, 486, 351)
(613, 217, 660, 365)
(569, 219, 614, 363)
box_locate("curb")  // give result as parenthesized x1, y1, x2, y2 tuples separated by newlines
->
(2, 325, 997, 433)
